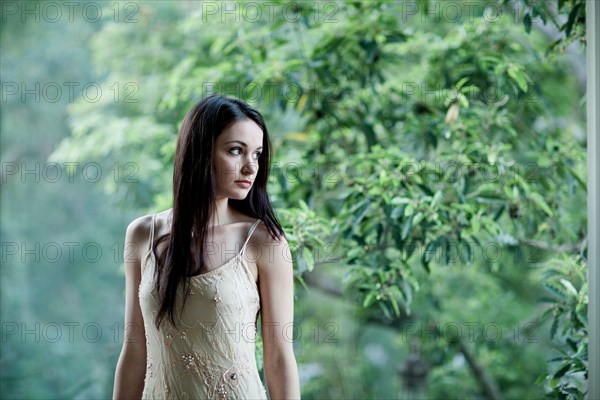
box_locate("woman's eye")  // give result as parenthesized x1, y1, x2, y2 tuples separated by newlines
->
(229, 148, 261, 159)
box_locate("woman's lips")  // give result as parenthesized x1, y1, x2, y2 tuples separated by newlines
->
(235, 180, 252, 188)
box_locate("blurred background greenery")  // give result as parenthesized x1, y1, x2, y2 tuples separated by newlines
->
(0, 0, 588, 399)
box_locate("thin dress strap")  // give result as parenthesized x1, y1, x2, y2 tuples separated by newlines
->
(240, 219, 261, 260)
(148, 214, 155, 253)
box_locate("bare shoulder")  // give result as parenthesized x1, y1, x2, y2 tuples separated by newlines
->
(251, 221, 291, 269)
(126, 214, 152, 241)
(128, 209, 171, 240)
(252, 220, 286, 246)
(125, 214, 154, 262)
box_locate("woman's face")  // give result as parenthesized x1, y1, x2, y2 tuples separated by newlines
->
(213, 119, 264, 199)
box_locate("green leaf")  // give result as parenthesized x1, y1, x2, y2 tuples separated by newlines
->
(401, 279, 412, 309)
(401, 216, 413, 240)
(285, 233, 300, 242)
(363, 291, 377, 308)
(492, 205, 506, 221)
(378, 301, 392, 320)
(540, 268, 563, 280)
(523, 13, 532, 34)
(389, 296, 401, 316)
(404, 202, 414, 216)
(294, 274, 309, 291)
(391, 205, 405, 219)
(423, 236, 444, 263)
(560, 278, 578, 297)
(540, 307, 554, 321)
(461, 240, 473, 264)
(564, 3, 582, 37)
(298, 199, 309, 211)
(391, 196, 410, 205)
(507, 64, 529, 92)
(529, 192, 554, 217)
(545, 283, 568, 301)
(552, 362, 572, 380)
(430, 191, 442, 208)
(354, 201, 372, 225)
(455, 77, 469, 89)
(413, 212, 424, 225)
(550, 318, 559, 339)
(471, 217, 480, 234)
(295, 247, 308, 274)
(303, 246, 315, 273)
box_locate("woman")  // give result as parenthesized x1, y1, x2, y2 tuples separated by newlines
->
(113, 94, 301, 399)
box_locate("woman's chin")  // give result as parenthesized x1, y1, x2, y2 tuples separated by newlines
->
(227, 191, 250, 200)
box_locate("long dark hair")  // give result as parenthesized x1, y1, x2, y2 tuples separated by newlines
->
(152, 94, 285, 331)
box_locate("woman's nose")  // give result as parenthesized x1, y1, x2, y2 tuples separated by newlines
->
(242, 157, 258, 174)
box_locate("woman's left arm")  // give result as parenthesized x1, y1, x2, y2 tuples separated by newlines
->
(257, 230, 301, 399)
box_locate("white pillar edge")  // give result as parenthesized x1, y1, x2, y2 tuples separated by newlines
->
(586, 0, 599, 399)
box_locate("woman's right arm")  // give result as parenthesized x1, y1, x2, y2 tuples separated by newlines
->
(113, 218, 148, 400)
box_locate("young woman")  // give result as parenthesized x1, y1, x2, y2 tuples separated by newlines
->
(112, 95, 301, 399)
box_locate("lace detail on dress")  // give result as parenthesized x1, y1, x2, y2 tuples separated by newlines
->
(139, 217, 266, 400)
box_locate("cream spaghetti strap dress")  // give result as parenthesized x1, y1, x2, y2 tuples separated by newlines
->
(139, 215, 268, 399)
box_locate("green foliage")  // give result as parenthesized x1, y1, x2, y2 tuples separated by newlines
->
(277, 199, 335, 287)
(38, 0, 587, 398)
(1, 6, 138, 399)
(537, 254, 588, 398)
(504, 0, 587, 53)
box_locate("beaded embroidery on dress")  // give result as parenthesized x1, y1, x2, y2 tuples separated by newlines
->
(139, 215, 268, 400)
